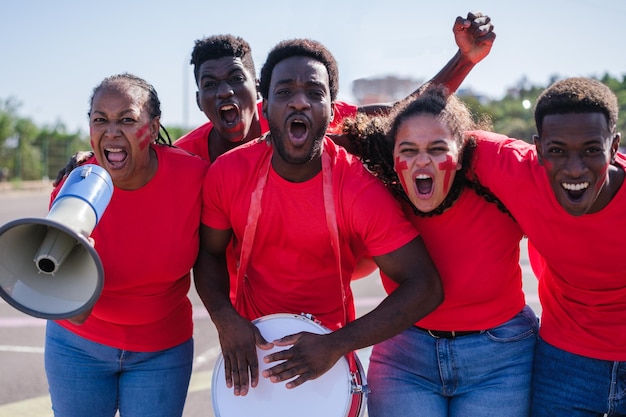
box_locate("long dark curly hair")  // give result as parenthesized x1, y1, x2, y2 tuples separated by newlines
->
(342, 86, 511, 217)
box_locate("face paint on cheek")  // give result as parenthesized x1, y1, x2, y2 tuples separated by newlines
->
(438, 155, 457, 192)
(136, 122, 152, 150)
(394, 156, 410, 194)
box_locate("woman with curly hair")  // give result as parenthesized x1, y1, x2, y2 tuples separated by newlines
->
(342, 86, 538, 417)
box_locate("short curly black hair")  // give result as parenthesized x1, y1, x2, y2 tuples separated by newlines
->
(190, 34, 256, 85)
(534, 77, 619, 137)
(259, 38, 339, 101)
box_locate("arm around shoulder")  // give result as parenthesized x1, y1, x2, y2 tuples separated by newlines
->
(326, 236, 442, 355)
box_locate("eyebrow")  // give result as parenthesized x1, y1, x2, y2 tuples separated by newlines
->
(200, 66, 245, 82)
(273, 77, 326, 89)
(397, 139, 449, 147)
(546, 137, 605, 146)
(90, 109, 136, 118)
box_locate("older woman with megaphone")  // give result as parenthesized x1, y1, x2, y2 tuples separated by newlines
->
(43, 73, 208, 417)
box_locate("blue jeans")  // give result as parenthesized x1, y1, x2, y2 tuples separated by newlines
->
(367, 305, 538, 417)
(531, 337, 626, 416)
(44, 321, 193, 417)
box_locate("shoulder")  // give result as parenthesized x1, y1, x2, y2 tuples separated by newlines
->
(174, 121, 212, 145)
(173, 122, 213, 157)
(211, 137, 270, 173)
(333, 100, 358, 116)
(325, 138, 392, 199)
(470, 130, 516, 145)
(470, 130, 537, 160)
(156, 145, 208, 174)
(328, 101, 358, 134)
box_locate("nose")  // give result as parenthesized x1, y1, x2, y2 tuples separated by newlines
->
(216, 81, 234, 99)
(105, 121, 121, 136)
(564, 153, 588, 177)
(414, 151, 431, 167)
(289, 91, 311, 111)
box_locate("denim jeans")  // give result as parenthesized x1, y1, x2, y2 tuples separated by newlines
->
(367, 305, 538, 417)
(44, 321, 193, 417)
(531, 337, 626, 416)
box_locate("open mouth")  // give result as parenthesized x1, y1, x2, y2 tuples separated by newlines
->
(220, 104, 239, 126)
(415, 174, 434, 196)
(562, 181, 589, 201)
(288, 119, 308, 146)
(104, 147, 127, 167)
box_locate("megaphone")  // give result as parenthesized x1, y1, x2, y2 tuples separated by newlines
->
(0, 164, 113, 320)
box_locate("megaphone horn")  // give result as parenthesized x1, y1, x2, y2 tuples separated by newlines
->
(0, 164, 113, 320)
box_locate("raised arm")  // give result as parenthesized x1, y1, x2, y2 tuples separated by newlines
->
(358, 11, 496, 117)
(428, 11, 496, 93)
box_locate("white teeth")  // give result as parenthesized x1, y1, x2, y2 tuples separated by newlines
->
(105, 147, 124, 152)
(221, 105, 235, 111)
(415, 174, 431, 180)
(562, 182, 589, 191)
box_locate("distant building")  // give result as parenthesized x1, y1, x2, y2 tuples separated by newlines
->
(351, 75, 489, 105)
(351, 75, 423, 105)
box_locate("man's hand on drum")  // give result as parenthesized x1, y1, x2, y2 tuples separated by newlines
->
(262, 332, 345, 389)
(219, 315, 274, 396)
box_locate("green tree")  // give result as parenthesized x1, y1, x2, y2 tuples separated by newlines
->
(13, 117, 41, 180)
(164, 125, 192, 143)
(35, 123, 90, 180)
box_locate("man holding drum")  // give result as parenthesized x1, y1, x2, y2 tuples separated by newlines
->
(194, 37, 443, 402)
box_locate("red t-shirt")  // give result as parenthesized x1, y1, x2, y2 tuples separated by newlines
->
(174, 101, 357, 163)
(382, 190, 526, 330)
(53, 145, 209, 351)
(470, 130, 626, 361)
(202, 137, 418, 331)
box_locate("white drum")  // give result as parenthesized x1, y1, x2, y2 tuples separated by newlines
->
(212, 313, 368, 417)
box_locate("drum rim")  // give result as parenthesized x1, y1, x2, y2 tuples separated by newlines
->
(211, 313, 366, 417)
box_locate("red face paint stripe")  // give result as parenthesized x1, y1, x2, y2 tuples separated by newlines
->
(395, 156, 410, 194)
(438, 155, 456, 192)
(136, 123, 152, 150)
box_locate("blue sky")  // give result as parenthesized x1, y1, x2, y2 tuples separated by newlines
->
(1, 0, 624, 134)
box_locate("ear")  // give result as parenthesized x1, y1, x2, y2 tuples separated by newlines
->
(455, 150, 463, 171)
(533, 134, 544, 166)
(151, 116, 161, 141)
(262, 99, 268, 120)
(330, 101, 335, 123)
(610, 132, 621, 162)
(195, 91, 202, 112)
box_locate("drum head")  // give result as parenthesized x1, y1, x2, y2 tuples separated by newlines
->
(212, 314, 356, 417)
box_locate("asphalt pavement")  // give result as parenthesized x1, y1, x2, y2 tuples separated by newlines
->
(0, 186, 540, 417)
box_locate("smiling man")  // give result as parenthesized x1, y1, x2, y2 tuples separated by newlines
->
(468, 77, 626, 417)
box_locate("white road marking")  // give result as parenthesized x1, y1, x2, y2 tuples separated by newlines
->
(0, 345, 44, 353)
